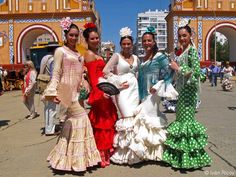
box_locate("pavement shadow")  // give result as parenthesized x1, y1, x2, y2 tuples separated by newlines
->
(172, 167, 205, 174)
(228, 107, 236, 111)
(0, 120, 10, 127)
(125, 160, 170, 169)
(49, 164, 100, 176)
(126, 160, 206, 174)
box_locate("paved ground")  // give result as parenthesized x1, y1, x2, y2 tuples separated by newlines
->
(0, 81, 236, 177)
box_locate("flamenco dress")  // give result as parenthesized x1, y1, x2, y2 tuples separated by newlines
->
(104, 53, 142, 164)
(46, 46, 101, 172)
(130, 52, 178, 161)
(85, 59, 118, 161)
(163, 45, 212, 169)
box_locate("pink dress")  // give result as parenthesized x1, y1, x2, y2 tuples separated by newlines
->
(45, 46, 101, 172)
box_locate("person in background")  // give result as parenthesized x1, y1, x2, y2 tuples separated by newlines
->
(40, 46, 60, 136)
(0, 67, 4, 96)
(83, 22, 118, 168)
(103, 27, 141, 165)
(22, 60, 38, 120)
(223, 61, 234, 79)
(44, 17, 101, 172)
(209, 61, 220, 87)
(163, 19, 212, 169)
(0, 66, 7, 94)
(219, 63, 224, 84)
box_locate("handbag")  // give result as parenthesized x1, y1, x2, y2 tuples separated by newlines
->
(37, 74, 51, 94)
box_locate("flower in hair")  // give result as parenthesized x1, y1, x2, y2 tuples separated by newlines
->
(84, 22, 96, 29)
(179, 18, 191, 28)
(60, 17, 73, 31)
(119, 27, 132, 37)
(146, 26, 156, 34)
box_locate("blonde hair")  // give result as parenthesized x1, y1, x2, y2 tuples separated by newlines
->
(25, 60, 36, 70)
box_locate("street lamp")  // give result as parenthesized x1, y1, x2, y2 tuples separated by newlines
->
(212, 9, 217, 63)
(208, 6, 217, 63)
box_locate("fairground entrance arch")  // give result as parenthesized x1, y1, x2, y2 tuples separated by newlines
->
(205, 22, 236, 62)
(166, 0, 236, 66)
(16, 24, 58, 64)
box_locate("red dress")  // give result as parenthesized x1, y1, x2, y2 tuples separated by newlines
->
(85, 59, 118, 151)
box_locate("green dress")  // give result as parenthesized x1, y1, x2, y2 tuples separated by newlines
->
(163, 45, 212, 169)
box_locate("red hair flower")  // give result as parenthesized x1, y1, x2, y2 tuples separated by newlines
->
(84, 22, 96, 29)
(175, 47, 183, 56)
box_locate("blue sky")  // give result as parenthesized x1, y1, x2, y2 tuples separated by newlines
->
(95, 0, 171, 51)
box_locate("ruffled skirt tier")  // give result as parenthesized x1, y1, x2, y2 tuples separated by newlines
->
(163, 85, 212, 169)
(47, 102, 101, 172)
(163, 119, 212, 169)
(110, 117, 142, 165)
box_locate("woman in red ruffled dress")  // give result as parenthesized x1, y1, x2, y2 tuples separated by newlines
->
(83, 23, 118, 168)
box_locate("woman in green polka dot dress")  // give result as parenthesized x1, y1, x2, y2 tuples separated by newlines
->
(162, 20, 212, 169)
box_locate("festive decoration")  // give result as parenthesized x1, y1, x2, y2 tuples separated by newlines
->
(60, 17, 73, 31)
(178, 18, 191, 28)
(146, 26, 156, 34)
(119, 27, 132, 37)
(84, 22, 96, 29)
(175, 47, 183, 56)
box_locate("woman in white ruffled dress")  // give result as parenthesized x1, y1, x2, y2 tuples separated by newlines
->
(130, 27, 178, 161)
(103, 27, 142, 164)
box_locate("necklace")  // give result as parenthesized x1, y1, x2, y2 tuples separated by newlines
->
(120, 53, 133, 69)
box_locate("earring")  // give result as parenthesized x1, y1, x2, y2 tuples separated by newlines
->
(64, 39, 67, 44)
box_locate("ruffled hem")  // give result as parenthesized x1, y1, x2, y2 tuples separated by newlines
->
(152, 80, 178, 99)
(47, 139, 101, 172)
(163, 149, 212, 169)
(129, 141, 164, 161)
(113, 129, 135, 149)
(110, 147, 142, 165)
(111, 115, 142, 164)
(167, 119, 207, 137)
(165, 119, 208, 152)
(115, 117, 135, 131)
(130, 121, 167, 161)
(133, 125, 167, 146)
(133, 108, 167, 146)
(47, 106, 101, 172)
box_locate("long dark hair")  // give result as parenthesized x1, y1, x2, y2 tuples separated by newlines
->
(82, 27, 98, 41)
(142, 31, 158, 56)
(178, 25, 192, 34)
(119, 36, 133, 45)
(63, 23, 79, 46)
(64, 23, 79, 36)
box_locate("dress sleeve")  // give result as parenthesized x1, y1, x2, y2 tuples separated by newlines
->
(103, 53, 119, 76)
(180, 47, 200, 85)
(43, 47, 63, 96)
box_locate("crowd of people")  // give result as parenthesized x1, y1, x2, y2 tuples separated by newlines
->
(9, 16, 228, 173)
(202, 61, 235, 88)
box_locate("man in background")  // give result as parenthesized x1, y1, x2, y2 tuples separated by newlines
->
(39, 44, 60, 136)
(209, 62, 220, 87)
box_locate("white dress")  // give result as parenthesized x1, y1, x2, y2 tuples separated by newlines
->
(130, 52, 178, 161)
(103, 53, 142, 164)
